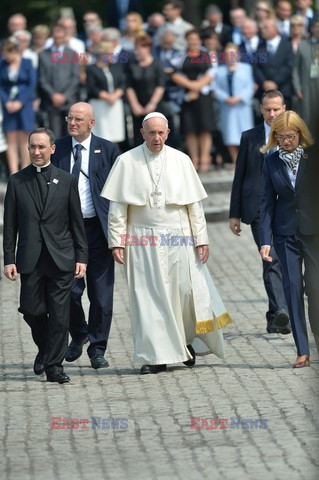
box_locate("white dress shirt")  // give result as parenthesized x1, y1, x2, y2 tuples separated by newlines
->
(264, 121, 271, 144)
(71, 134, 96, 218)
(279, 19, 291, 37)
(267, 35, 281, 55)
(46, 36, 86, 54)
(245, 35, 260, 54)
(284, 161, 299, 189)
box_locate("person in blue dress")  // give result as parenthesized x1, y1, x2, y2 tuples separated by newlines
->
(214, 42, 254, 167)
(0, 38, 36, 174)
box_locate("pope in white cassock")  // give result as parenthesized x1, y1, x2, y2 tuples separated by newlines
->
(101, 112, 233, 374)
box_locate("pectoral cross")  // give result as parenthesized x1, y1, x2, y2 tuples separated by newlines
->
(151, 186, 162, 205)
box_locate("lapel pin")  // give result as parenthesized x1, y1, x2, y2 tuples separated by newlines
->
(53, 178, 59, 184)
(94, 149, 101, 153)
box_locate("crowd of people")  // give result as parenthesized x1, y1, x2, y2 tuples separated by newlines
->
(1, 1, 319, 382)
(1, 1, 319, 177)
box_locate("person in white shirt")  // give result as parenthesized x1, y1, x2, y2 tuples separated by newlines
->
(275, 0, 292, 37)
(45, 17, 86, 54)
(229, 8, 247, 46)
(229, 90, 290, 335)
(240, 18, 263, 56)
(295, 0, 314, 36)
(13, 30, 38, 69)
(157, 0, 194, 50)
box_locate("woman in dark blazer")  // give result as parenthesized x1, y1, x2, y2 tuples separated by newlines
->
(0, 38, 36, 174)
(259, 111, 319, 368)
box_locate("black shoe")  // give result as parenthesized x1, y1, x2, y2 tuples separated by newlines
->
(266, 325, 282, 334)
(273, 310, 291, 334)
(140, 364, 167, 374)
(65, 336, 89, 362)
(90, 355, 109, 369)
(266, 323, 291, 335)
(183, 344, 196, 367)
(33, 352, 45, 375)
(46, 371, 70, 384)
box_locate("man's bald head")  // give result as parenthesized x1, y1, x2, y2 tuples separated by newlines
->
(8, 13, 27, 33)
(242, 18, 258, 39)
(67, 102, 96, 142)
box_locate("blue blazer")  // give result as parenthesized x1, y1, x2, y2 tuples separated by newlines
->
(0, 58, 36, 130)
(214, 62, 254, 106)
(260, 147, 319, 246)
(51, 134, 120, 242)
(0, 57, 36, 105)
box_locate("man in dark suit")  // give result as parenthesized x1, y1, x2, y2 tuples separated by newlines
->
(254, 18, 294, 108)
(38, 25, 80, 138)
(3, 128, 88, 383)
(229, 90, 290, 334)
(203, 4, 232, 48)
(51, 102, 120, 369)
(239, 18, 265, 61)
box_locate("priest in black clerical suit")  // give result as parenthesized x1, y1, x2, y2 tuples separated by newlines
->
(3, 128, 88, 384)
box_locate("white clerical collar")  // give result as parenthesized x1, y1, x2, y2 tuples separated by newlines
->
(32, 162, 51, 172)
(143, 142, 165, 158)
(72, 133, 92, 150)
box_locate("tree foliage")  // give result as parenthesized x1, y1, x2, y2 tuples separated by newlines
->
(1, 0, 234, 36)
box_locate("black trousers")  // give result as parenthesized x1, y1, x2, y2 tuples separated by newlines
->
(69, 217, 114, 357)
(19, 246, 74, 373)
(250, 217, 288, 324)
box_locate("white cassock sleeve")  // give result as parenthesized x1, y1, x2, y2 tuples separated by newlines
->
(108, 201, 128, 249)
(187, 201, 209, 246)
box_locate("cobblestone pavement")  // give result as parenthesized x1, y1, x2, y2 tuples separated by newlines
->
(1, 221, 318, 480)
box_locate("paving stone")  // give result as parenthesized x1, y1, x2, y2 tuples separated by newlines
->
(1, 211, 318, 480)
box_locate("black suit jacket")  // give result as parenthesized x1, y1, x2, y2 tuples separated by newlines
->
(3, 164, 88, 274)
(253, 37, 294, 100)
(239, 38, 265, 62)
(51, 134, 120, 242)
(86, 63, 126, 100)
(218, 24, 233, 48)
(229, 124, 266, 224)
(260, 145, 319, 245)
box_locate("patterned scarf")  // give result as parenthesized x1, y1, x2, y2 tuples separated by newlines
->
(278, 145, 304, 176)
